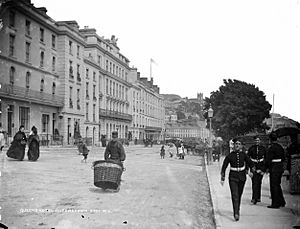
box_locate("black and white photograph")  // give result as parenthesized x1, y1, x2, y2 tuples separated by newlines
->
(0, 0, 299, 228)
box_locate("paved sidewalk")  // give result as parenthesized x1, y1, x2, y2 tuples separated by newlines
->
(206, 156, 300, 229)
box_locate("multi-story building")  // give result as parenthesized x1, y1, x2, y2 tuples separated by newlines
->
(165, 119, 210, 141)
(128, 71, 165, 142)
(79, 27, 132, 143)
(0, 0, 138, 145)
(0, 0, 65, 144)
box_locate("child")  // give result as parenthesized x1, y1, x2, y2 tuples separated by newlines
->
(78, 138, 89, 163)
(160, 145, 165, 159)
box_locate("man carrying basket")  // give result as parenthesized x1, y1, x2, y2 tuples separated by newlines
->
(104, 131, 126, 168)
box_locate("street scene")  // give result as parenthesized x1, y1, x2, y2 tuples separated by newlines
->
(1, 0, 300, 228)
(0, 145, 214, 229)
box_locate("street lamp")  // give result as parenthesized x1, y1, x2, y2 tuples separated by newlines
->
(208, 105, 214, 164)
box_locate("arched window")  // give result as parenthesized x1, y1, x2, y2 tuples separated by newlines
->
(52, 82, 56, 95)
(9, 66, 15, 85)
(52, 56, 56, 72)
(40, 51, 44, 67)
(40, 77, 44, 92)
(25, 71, 30, 88)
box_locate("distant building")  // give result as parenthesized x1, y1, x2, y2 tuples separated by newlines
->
(165, 111, 177, 122)
(165, 119, 210, 140)
(128, 71, 165, 142)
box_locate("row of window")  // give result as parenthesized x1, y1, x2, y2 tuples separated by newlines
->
(133, 91, 162, 106)
(9, 34, 57, 72)
(8, 66, 56, 94)
(105, 59, 128, 80)
(9, 11, 56, 48)
(105, 78, 127, 100)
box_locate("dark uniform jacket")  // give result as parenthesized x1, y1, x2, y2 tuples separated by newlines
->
(265, 142, 285, 173)
(247, 145, 267, 172)
(104, 139, 126, 162)
(221, 150, 254, 182)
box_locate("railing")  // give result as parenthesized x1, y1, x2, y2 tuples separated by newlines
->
(99, 108, 132, 121)
(0, 83, 64, 107)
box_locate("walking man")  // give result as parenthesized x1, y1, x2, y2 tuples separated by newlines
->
(265, 132, 286, 208)
(104, 131, 126, 166)
(220, 138, 254, 221)
(247, 136, 267, 204)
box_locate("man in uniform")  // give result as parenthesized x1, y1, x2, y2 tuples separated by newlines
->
(104, 131, 126, 166)
(265, 132, 286, 208)
(220, 138, 254, 221)
(247, 136, 267, 204)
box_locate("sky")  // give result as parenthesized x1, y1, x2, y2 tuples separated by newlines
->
(33, 0, 300, 122)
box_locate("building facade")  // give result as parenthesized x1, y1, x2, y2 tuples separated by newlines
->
(0, 0, 65, 145)
(128, 70, 165, 142)
(165, 120, 210, 141)
(0, 0, 135, 145)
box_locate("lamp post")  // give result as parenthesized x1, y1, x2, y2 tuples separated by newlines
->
(208, 105, 214, 164)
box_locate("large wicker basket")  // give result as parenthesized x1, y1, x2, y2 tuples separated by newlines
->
(93, 160, 123, 190)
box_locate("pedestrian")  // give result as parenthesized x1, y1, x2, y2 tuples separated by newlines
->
(134, 137, 137, 145)
(168, 143, 174, 158)
(78, 138, 89, 163)
(160, 145, 165, 159)
(6, 125, 27, 161)
(27, 126, 40, 161)
(178, 143, 185, 159)
(265, 132, 286, 208)
(220, 138, 254, 221)
(247, 136, 267, 204)
(0, 124, 5, 151)
(104, 131, 126, 167)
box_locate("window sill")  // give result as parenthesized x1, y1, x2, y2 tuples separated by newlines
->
(25, 34, 32, 39)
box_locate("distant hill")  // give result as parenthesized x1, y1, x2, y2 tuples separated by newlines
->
(162, 94, 182, 102)
(163, 94, 205, 121)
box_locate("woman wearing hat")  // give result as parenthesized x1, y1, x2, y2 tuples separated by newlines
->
(27, 126, 40, 161)
(6, 125, 27, 161)
(220, 138, 254, 221)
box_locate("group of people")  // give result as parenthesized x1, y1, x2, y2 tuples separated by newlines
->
(4, 125, 40, 161)
(220, 133, 286, 221)
(160, 143, 186, 159)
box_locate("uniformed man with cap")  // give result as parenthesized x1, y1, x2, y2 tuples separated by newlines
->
(220, 138, 254, 221)
(265, 132, 286, 208)
(104, 131, 126, 165)
(247, 136, 267, 204)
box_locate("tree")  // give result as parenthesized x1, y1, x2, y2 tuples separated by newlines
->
(204, 79, 272, 142)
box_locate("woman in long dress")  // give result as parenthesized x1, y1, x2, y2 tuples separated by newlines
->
(6, 125, 27, 161)
(27, 126, 40, 161)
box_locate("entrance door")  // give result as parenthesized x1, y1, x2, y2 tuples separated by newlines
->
(7, 105, 14, 137)
(67, 118, 71, 144)
(93, 127, 96, 146)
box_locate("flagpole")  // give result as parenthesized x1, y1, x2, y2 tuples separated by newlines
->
(150, 58, 152, 79)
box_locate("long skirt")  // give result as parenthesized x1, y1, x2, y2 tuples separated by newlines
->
(7, 141, 26, 161)
(28, 140, 40, 161)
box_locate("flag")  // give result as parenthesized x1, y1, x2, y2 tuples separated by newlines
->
(150, 58, 158, 65)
